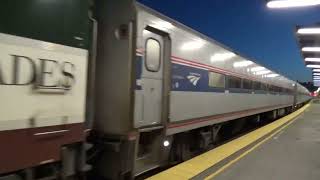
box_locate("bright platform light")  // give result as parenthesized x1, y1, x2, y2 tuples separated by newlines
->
(266, 73, 279, 78)
(210, 52, 236, 62)
(298, 28, 320, 34)
(233, 60, 253, 68)
(267, 0, 320, 8)
(307, 64, 320, 68)
(305, 58, 320, 62)
(313, 69, 320, 72)
(256, 70, 271, 75)
(302, 47, 320, 52)
(250, 66, 265, 72)
(314, 73, 320, 75)
(150, 21, 174, 31)
(181, 40, 204, 50)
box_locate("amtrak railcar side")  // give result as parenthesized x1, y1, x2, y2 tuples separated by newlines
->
(91, 1, 311, 179)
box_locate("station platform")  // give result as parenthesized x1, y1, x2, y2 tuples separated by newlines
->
(149, 102, 317, 180)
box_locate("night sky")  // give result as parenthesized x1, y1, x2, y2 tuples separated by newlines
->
(138, 0, 320, 82)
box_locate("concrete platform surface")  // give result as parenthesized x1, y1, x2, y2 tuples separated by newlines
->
(214, 103, 320, 180)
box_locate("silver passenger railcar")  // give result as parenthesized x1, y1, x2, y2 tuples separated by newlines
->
(92, 1, 311, 179)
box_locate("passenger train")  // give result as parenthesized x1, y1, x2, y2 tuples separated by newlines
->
(0, 0, 311, 179)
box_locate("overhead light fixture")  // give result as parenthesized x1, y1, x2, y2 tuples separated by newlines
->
(314, 69, 320, 72)
(267, 0, 320, 8)
(302, 47, 320, 52)
(210, 52, 236, 62)
(305, 58, 320, 62)
(266, 73, 279, 78)
(250, 66, 266, 72)
(314, 73, 320, 75)
(233, 60, 253, 68)
(181, 40, 205, 50)
(298, 27, 320, 34)
(150, 21, 174, 31)
(256, 70, 271, 75)
(307, 64, 320, 68)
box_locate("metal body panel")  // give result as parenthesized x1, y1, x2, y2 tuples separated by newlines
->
(0, 33, 88, 131)
(137, 31, 164, 127)
(169, 91, 293, 122)
(93, 0, 136, 135)
(166, 104, 291, 135)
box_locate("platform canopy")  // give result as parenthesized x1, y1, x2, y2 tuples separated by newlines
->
(296, 25, 320, 86)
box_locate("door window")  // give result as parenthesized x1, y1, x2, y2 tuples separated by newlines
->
(145, 38, 161, 72)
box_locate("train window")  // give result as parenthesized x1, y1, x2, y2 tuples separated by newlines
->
(0, 0, 90, 49)
(243, 79, 252, 89)
(253, 81, 261, 90)
(209, 72, 225, 88)
(145, 38, 161, 72)
(228, 76, 242, 89)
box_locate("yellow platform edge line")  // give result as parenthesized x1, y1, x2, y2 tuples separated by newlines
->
(148, 103, 310, 180)
(204, 110, 300, 180)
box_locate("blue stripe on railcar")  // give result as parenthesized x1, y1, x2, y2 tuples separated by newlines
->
(170, 63, 224, 92)
(135, 55, 225, 92)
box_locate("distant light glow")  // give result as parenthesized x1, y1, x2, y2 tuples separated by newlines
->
(307, 64, 320, 68)
(314, 69, 320, 72)
(302, 47, 320, 52)
(314, 73, 320, 75)
(305, 58, 320, 62)
(210, 52, 236, 62)
(150, 21, 174, 31)
(313, 76, 320, 78)
(163, 140, 170, 147)
(267, 0, 320, 8)
(233, 60, 253, 68)
(181, 40, 205, 50)
(255, 70, 271, 75)
(266, 73, 279, 78)
(298, 27, 320, 34)
(250, 66, 266, 72)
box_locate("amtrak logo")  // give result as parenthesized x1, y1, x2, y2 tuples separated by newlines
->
(187, 73, 201, 86)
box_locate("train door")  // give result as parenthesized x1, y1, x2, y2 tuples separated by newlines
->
(140, 29, 164, 127)
(134, 26, 171, 176)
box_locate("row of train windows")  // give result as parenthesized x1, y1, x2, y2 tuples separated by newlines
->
(208, 72, 293, 93)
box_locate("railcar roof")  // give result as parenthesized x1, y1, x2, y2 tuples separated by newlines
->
(136, 2, 309, 93)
